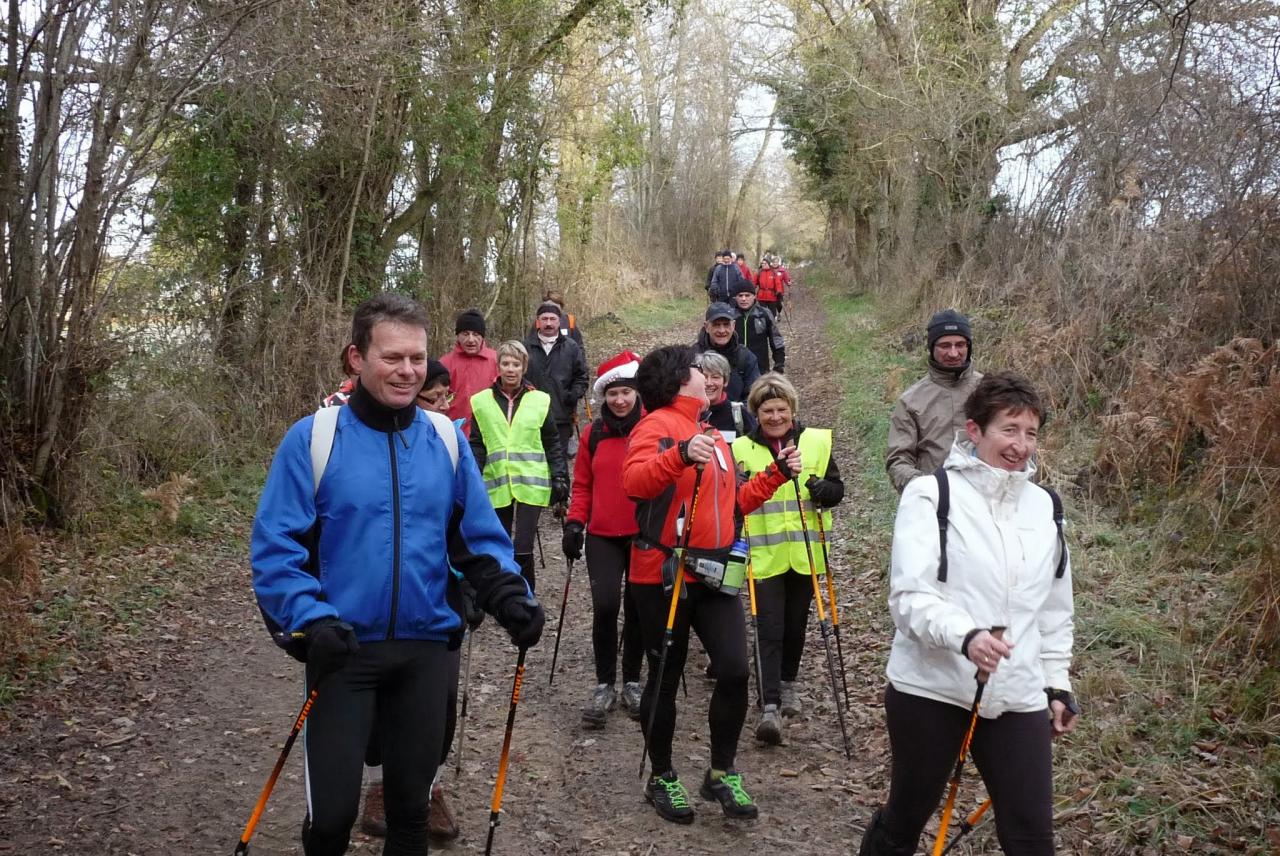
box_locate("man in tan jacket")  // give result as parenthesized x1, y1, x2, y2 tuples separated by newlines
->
(886, 310, 982, 493)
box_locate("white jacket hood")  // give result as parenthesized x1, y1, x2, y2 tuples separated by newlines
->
(884, 439, 1073, 717)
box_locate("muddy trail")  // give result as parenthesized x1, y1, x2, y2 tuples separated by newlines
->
(0, 284, 911, 855)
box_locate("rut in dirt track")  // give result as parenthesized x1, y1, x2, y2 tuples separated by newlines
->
(0, 281, 905, 856)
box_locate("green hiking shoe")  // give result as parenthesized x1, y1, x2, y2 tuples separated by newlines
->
(645, 770, 696, 824)
(700, 768, 759, 820)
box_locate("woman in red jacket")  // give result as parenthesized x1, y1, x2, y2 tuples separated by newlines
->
(563, 351, 646, 727)
(622, 344, 801, 825)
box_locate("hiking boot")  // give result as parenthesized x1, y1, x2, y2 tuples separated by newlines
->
(644, 770, 696, 824)
(581, 683, 616, 728)
(621, 681, 642, 720)
(359, 781, 386, 836)
(858, 807, 915, 856)
(700, 768, 759, 820)
(780, 681, 802, 717)
(428, 783, 460, 841)
(755, 704, 783, 745)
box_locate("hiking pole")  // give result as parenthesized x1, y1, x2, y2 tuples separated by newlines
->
(536, 526, 546, 570)
(813, 508, 850, 709)
(233, 684, 320, 855)
(940, 798, 992, 855)
(484, 646, 528, 856)
(791, 472, 852, 760)
(932, 627, 1006, 856)
(638, 458, 707, 779)
(742, 516, 766, 708)
(454, 630, 475, 779)
(548, 557, 575, 687)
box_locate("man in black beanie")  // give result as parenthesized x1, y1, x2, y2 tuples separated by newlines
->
(885, 309, 982, 493)
(441, 309, 497, 437)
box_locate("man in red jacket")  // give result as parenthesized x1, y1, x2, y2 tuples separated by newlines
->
(622, 344, 801, 825)
(440, 309, 497, 436)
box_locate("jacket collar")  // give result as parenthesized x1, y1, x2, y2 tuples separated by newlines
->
(348, 381, 418, 434)
(944, 438, 1035, 500)
(670, 394, 706, 423)
(746, 420, 805, 449)
(928, 360, 975, 386)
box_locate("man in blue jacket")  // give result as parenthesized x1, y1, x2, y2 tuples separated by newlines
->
(251, 293, 544, 856)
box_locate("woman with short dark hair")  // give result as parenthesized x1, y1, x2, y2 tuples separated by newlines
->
(859, 371, 1078, 856)
(623, 345, 802, 824)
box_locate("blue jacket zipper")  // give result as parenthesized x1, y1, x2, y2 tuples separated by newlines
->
(386, 432, 403, 639)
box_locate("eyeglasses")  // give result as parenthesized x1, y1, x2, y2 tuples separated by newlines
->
(418, 391, 455, 407)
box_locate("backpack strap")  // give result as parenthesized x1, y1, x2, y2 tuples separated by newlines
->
(1039, 483, 1069, 578)
(310, 406, 458, 497)
(730, 401, 745, 436)
(310, 406, 341, 495)
(934, 467, 950, 582)
(424, 409, 460, 471)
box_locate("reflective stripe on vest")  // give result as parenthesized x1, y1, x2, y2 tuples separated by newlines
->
(470, 388, 553, 507)
(731, 428, 833, 580)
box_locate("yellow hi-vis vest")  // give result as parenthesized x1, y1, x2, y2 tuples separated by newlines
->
(470, 388, 553, 508)
(732, 428, 833, 580)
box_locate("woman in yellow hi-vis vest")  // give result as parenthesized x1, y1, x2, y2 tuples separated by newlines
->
(731, 372, 844, 745)
(469, 340, 569, 592)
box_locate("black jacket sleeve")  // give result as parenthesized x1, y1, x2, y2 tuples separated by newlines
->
(541, 404, 568, 484)
(566, 342, 589, 408)
(469, 400, 489, 470)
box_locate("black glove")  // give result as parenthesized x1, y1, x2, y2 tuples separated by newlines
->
(775, 363, 785, 373)
(305, 617, 359, 676)
(459, 579, 485, 630)
(562, 521, 585, 561)
(495, 594, 546, 649)
(550, 477, 570, 506)
(1046, 687, 1082, 716)
(805, 474, 844, 508)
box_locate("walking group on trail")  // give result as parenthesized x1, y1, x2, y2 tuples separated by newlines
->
(243, 252, 1080, 855)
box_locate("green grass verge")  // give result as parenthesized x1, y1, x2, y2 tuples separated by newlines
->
(620, 296, 702, 333)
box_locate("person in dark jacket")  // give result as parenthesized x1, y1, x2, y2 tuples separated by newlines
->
(706, 249, 747, 304)
(470, 339, 570, 593)
(695, 302, 761, 404)
(528, 289, 585, 349)
(696, 351, 756, 442)
(251, 294, 544, 856)
(730, 279, 785, 374)
(525, 301, 589, 458)
(563, 350, 646, 727)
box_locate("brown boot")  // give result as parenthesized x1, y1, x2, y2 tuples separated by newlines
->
(360, 781, 387, 837)
(428, 783, 460, 841)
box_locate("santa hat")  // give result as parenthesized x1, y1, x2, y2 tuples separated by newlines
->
(593, 350, 641, 397)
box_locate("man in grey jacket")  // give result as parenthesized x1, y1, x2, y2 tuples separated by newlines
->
(885, 310, 982, 493)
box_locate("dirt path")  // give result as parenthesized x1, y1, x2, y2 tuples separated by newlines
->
(0, 283, 903, 855)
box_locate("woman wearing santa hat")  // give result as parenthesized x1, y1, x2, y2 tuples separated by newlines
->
(563, 350, 647, 727)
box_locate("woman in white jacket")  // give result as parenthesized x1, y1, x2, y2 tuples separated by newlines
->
(859, 371, 1080, 856)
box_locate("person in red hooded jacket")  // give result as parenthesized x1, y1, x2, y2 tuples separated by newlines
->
(756, 255, 787, 316)
(622, 344, 801, 825)
(440, 309, 497, 436)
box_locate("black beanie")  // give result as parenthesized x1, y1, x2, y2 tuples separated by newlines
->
(731, 278, 757, 296)
(455, 309, 486, 336)
(425, 359, 451, 388)
(927, 309, 973, 352)
(535, 301, 562, 319)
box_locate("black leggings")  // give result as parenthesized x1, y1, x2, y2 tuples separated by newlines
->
(586, 533, 643, 686)
(496, 501, 543, 590)
(303, 640, 451, 856)
(632, 580, 749, 774)
(878, 684, 1055, 855)
(754, 570, 813, 706)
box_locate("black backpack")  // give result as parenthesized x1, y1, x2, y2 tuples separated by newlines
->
(933, 468, 1068, 583)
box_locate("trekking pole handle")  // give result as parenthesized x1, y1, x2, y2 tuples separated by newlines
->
(975, 626, 1007, 684)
